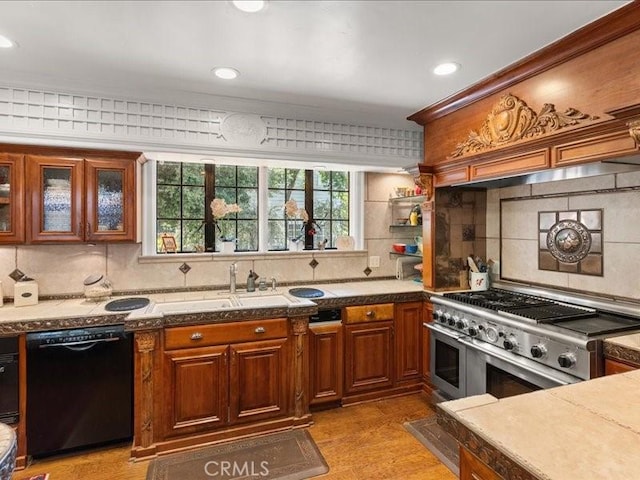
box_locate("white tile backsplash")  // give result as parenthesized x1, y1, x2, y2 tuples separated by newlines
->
(502, 197, 568, 240)
(492, 175, 640, 300)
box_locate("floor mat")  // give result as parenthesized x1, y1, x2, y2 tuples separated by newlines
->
(404, 416, 459, 477)
(146, 429, 328, 480)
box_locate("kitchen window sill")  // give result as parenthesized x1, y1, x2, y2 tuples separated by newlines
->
(138, 249, 368, 264)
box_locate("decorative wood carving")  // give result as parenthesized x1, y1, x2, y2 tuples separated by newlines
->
(414, 173, 434, 202)
(450, 94, 598, 158)
(290, 316, 309, 418)
(628, 119, 640, 145)
(134, 331, 158, 448)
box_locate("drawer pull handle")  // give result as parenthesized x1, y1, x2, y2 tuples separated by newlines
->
(190, 332, 203, 340)
(366, 311, 374, 317)
(254, 327, 266, 334)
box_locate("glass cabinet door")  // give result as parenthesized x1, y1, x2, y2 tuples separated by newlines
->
(85, 158, 136, 242)
(0, 153, 25, 243)
(26, 155, 84, 243)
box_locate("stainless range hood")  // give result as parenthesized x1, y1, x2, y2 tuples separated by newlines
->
(451, 154, 640, 189)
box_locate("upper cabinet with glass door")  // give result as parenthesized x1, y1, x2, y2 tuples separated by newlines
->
(85, 158, 136, 242)
(24, 155, 136, 243)
(0, 153, 25, 243)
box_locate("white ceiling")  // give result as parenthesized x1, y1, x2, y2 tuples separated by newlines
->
(0, 1, 629, 129)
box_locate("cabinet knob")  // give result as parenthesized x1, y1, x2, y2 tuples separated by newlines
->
(190, 332, 203, 340)
(366, 311, 374, 317)
(254, 326, 266, 334)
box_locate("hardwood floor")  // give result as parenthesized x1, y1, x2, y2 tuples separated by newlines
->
(15, 393, 457, 480)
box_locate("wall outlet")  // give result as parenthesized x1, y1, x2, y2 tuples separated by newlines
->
(369, 256, 380, 268)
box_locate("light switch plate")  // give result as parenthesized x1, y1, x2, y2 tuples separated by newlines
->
(369, 256, 380, 268)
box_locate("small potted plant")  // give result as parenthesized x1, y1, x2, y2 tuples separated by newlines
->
(210, 198, 242, 253)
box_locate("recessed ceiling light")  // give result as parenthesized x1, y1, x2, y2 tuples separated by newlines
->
(433, 62, 460, 76)
(212, 67, 240, 80)
(232, 0, 267, 13)
(0, 34, 15, 48)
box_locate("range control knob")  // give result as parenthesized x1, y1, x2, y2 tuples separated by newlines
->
(433, 310, 442, 322)
(442, 313, 451, 324)
(449, 315, 458, 327)
(485, 326, 498, 343)
(468, 326, 479, 337)
(456, 318, 468, 329)
(503, 336, 518, 351)
(530, 344, 547, 358)
(558, 353, 577, 368)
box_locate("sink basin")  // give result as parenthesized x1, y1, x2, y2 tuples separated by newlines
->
(151, 298, 235, 314)
(236, 294, 294, 307)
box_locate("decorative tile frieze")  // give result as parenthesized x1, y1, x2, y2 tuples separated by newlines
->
(0, 85, 422, 163)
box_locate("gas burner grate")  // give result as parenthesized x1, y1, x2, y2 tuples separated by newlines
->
(499, 304, 597, 322)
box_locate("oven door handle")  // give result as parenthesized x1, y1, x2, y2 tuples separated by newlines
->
(424, 322, 464, 340)
(457, 336, 579, 386)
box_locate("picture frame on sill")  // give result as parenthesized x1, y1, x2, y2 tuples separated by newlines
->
(161, 233, 177, 253)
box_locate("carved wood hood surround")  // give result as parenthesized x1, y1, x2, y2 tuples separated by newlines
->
(450, 94, 598, 158)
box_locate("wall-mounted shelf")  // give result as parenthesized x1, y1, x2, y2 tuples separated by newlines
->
(389, 252, 423, 258)
(388, 194, 425, 204)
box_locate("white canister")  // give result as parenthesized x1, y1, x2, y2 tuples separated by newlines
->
(469, 272, 489, 291)
(14, 281, 39, 307)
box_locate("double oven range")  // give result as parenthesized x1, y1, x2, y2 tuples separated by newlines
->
(428, 284, 640, 400)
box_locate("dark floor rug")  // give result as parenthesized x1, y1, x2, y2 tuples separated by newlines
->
(146, 429, 328, 480)
(404, 416, 460, 477)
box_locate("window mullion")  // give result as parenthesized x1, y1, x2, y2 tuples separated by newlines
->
(258, 167, 269, 252)
(304, 170, 313, 249)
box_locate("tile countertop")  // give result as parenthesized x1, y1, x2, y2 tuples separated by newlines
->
(0, 279, 428, 334)
(604, 332, 640, 366)
(438, 369, 640, 480)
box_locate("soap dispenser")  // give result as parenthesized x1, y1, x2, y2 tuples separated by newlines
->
(247, 270, 257, 292)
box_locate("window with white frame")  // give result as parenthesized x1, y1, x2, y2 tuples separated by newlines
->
(150, 159, 356, 254)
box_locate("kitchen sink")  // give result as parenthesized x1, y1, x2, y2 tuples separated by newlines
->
(150, 298, 236, 314)
(236, 294, 295, 307)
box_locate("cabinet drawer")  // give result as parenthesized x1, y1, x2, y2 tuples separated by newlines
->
(343, 304, 394, 324)
(165, 318, 288, 350)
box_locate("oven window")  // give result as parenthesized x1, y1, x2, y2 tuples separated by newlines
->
(435, 340, 460, 388)
(486, 364, 541, 399)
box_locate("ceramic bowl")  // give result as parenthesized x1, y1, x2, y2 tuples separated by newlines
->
(392, 243, 406, 253)
(405, 244, 418, 254)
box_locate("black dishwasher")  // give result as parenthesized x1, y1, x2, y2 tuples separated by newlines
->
(26, 325, 132, 458)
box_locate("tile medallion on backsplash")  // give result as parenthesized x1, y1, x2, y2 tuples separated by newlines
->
(363, 267, 372, 276)
(462, 225, 475, 241)
(179, 263, 191, 274)
(309, 258, 319, 269)
(538, 209, 603, 276)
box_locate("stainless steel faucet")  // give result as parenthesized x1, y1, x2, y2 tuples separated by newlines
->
(230, 262, 238, 293)
(270, 277, 277, 291)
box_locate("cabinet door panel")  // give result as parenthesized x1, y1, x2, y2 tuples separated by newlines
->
(163, 345, 228, 438)
(85, 158, 136, 242)
(395, 302, 423, 383)
(0, 154, 24, 243)
(26, 155, 84, 243)
(309, 323, 343, 405)
(344, 321, 394, 394)
(229, 339, 288, 424)
(604, 358, 637, 375)
(423, 301, 433, 384)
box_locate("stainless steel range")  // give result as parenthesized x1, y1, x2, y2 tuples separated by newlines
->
(428, 284, 640, 400)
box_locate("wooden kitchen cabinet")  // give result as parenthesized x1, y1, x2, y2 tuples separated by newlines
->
(604, 358, 637, 375)
(25, 155, 136, 243)
(460, 446, 505, 480)
(309, 322, 343, 405)
(229, 338, 288, 424)
(161, 319, 290, 440)
(0, 153, 25, 243)
(394, 301, 423, 384)
(162, 345, 229, 438)
(344, 320, 394, 395)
